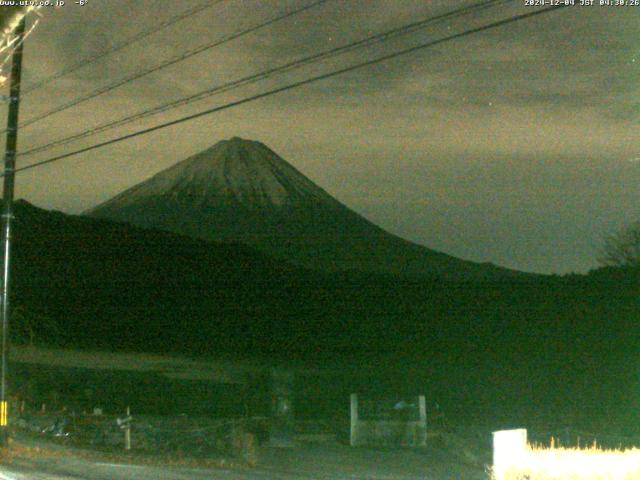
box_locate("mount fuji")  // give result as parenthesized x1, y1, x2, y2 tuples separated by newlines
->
(86, 137, 517, 279)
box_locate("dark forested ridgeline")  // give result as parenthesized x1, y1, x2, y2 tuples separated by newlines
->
(8, 200, 639, 428)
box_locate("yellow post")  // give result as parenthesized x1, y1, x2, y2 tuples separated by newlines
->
(0, 400, 8, 427)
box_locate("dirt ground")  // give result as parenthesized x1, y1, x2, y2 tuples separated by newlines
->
(256, 434, 490, 479)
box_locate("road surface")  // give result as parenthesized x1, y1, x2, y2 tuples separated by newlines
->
(0, 441, 488, 479)
(0, 434, 487, 480)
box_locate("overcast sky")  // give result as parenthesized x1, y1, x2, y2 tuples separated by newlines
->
(2, 0, 639, 274)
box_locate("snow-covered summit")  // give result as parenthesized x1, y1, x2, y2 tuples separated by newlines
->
(92, 137, 336, 211)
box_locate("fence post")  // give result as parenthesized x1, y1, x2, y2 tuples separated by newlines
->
(417, 395, 427, 447)
(350, 393, 358, 447)
(492, 428, 527, 480)
(269, 369, 294, 447)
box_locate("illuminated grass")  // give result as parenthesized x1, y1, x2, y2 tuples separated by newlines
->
(492, 441, 640, 480)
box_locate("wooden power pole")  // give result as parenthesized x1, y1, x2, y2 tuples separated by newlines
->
(0, 16, 26, 446)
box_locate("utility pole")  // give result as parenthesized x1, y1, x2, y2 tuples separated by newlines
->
(0, 16, 26, 447)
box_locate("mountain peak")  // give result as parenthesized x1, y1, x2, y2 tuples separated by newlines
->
(87, 138, 521, 279)
(218, 136, 261, 152)
(227, 136, 252, 144)
(90, 137, 337, 211)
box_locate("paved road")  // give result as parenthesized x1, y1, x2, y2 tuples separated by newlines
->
(1, 461, 286, 480)
(2, 460, 288, 480)
(0, 440, 488, 479)
(0, 456, 485, 479)
(0, 462, 433, 480)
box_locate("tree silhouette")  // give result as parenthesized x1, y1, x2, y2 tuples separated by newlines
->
(599, 221, 640, 268)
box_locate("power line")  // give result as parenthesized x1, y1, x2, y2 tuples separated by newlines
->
(11, 0, 328, 133)
(12, 4, 569, 176)
(21, 0, 510, 158)
(21, 0, 227, 95)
